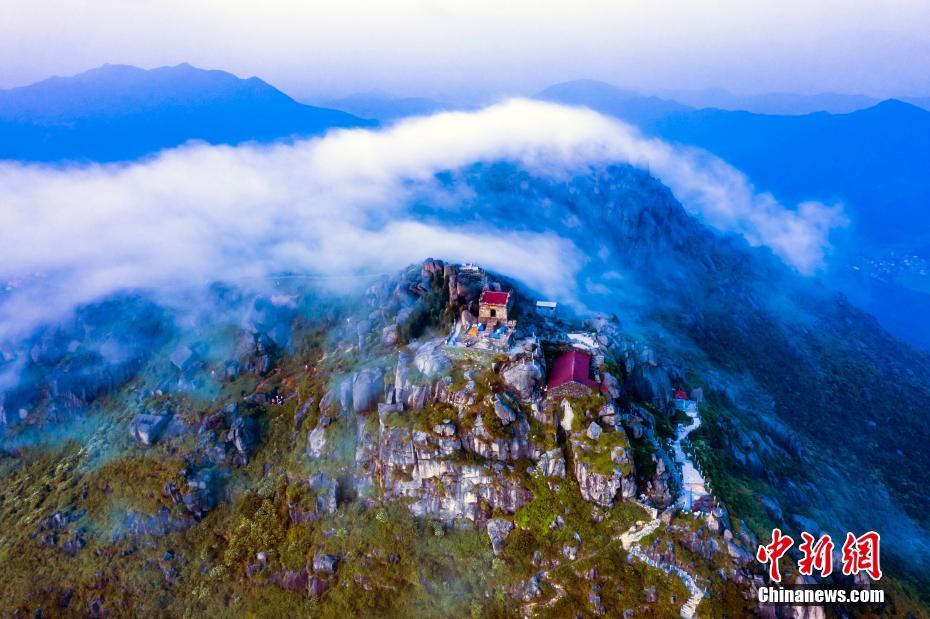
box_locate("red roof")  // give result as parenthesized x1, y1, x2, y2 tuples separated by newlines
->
(693, 495, 715, 511)
(480, 290, 510, 306)
(547, 350, 598, 390)
(673, 389, 688, 400)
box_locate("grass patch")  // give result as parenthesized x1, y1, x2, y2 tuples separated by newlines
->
(572, 428, 632, 477)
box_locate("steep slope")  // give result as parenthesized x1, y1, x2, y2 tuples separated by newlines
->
(538, 80, 930, 351)
(0, 64, 373, 162)
(407, 163, 930, 571)
(646, 100, 930, 246)
(538, 80, 930, 248)
(1, 163, 928, 614)
(642, 99, 930, 353)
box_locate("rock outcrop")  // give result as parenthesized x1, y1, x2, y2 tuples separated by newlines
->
(413, 339, 452, 377)
(351, 367, 385, 414)
(371, 415, 534, 525)
(129, 410, 172, 445)
(572, 448, 636, 507)
(487, 518, 514, 555)
(501, 357, 545, 401)
(570, 428, 636, 507)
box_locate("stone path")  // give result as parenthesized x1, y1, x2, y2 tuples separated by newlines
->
(522, 402, 709, 618)
(623, 541, 704, 618)
(671, 405, 709, 510)
(618, 404, 708, 618)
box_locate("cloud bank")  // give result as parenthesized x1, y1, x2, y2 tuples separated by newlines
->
(0, 99, 844, 339)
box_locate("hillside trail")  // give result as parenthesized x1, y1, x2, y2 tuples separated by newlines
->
(521, 402, 708, 618)
(619, 402, 707, 618)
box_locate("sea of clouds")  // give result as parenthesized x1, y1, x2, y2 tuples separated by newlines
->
(0, 99, 846, 340)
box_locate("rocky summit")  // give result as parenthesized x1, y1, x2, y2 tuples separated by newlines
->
(3, 154, 930, 616)
(3, 256, 896, 618)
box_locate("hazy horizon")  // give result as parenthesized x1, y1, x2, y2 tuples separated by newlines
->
(2, 1, 929, 102)
(4, 62, 922, 109)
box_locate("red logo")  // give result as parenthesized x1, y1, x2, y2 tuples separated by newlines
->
(757, 529, 882, 582)
(756, 528, 794, 582)
(841, 531, 882, 581)
(798, 532, 834, 577)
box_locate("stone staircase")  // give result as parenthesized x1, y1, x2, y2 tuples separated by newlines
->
(614, 409, 711, 618)
(619, 512, 705, 618)
(618, 516, 660, 548)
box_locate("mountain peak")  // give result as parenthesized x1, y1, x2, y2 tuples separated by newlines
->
(82, 62, 146, 75)
(864, 97, 927, 116)
(536, 79, 691, 126)
(0, 63, 294, 121)
(538, 78, 642, 101)
(0, 63, 373, 162)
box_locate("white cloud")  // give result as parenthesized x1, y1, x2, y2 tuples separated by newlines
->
(0, 99, 845, 340)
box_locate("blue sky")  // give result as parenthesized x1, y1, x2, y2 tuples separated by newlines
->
(2, 1, 929, 100)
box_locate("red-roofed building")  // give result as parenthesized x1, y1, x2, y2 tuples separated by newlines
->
(547, 349, 598, 399)
(692, 494, 715, 513)
(478, 290, 511, 326)
(672, 388, 697, 412)
(479, 290, 510, 306)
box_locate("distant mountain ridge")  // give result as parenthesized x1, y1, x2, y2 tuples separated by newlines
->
(537, 79, 930, 246)
(537, 79, 691, 126)
(5, 65, 930, 349)
(314, 92, 449, 122)
(0, 63, 373, 162)
(539, 79, 930, 116)
(653, 87, 882, 115)
(536, 79, 930, 349)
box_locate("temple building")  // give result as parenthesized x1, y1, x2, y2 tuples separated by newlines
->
(546, 349, 598, 399)
(451, 284, 517, 351)
(478, 290, 511, 326)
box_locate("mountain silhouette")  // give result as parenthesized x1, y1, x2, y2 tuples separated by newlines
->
(0, 63, 373, 162)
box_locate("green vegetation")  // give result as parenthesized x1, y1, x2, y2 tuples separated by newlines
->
(224, 498, 287, 568)
(513, 477, 563, 538)
(687, 399, 778, 536)
(661, 516, 757, 617)
(480, 404, 510, 439)
(535, 538, 687, 619)
(513, 470, 644, 550)
(572, 428, 633, 477)
(561, 392, 607, 433)
(628, 436, 657, 481)
(528, 418, 559, 452)
(382, 401, 458, 434)
(680, 288, 930, 531)
(7, 256, 929, 618)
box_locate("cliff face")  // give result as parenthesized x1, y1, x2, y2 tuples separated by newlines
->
(1, 256, 919, 617)
(306, 260, 644, 529)
(3, 160, 929, 614)
(402, 163, 930, 577)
